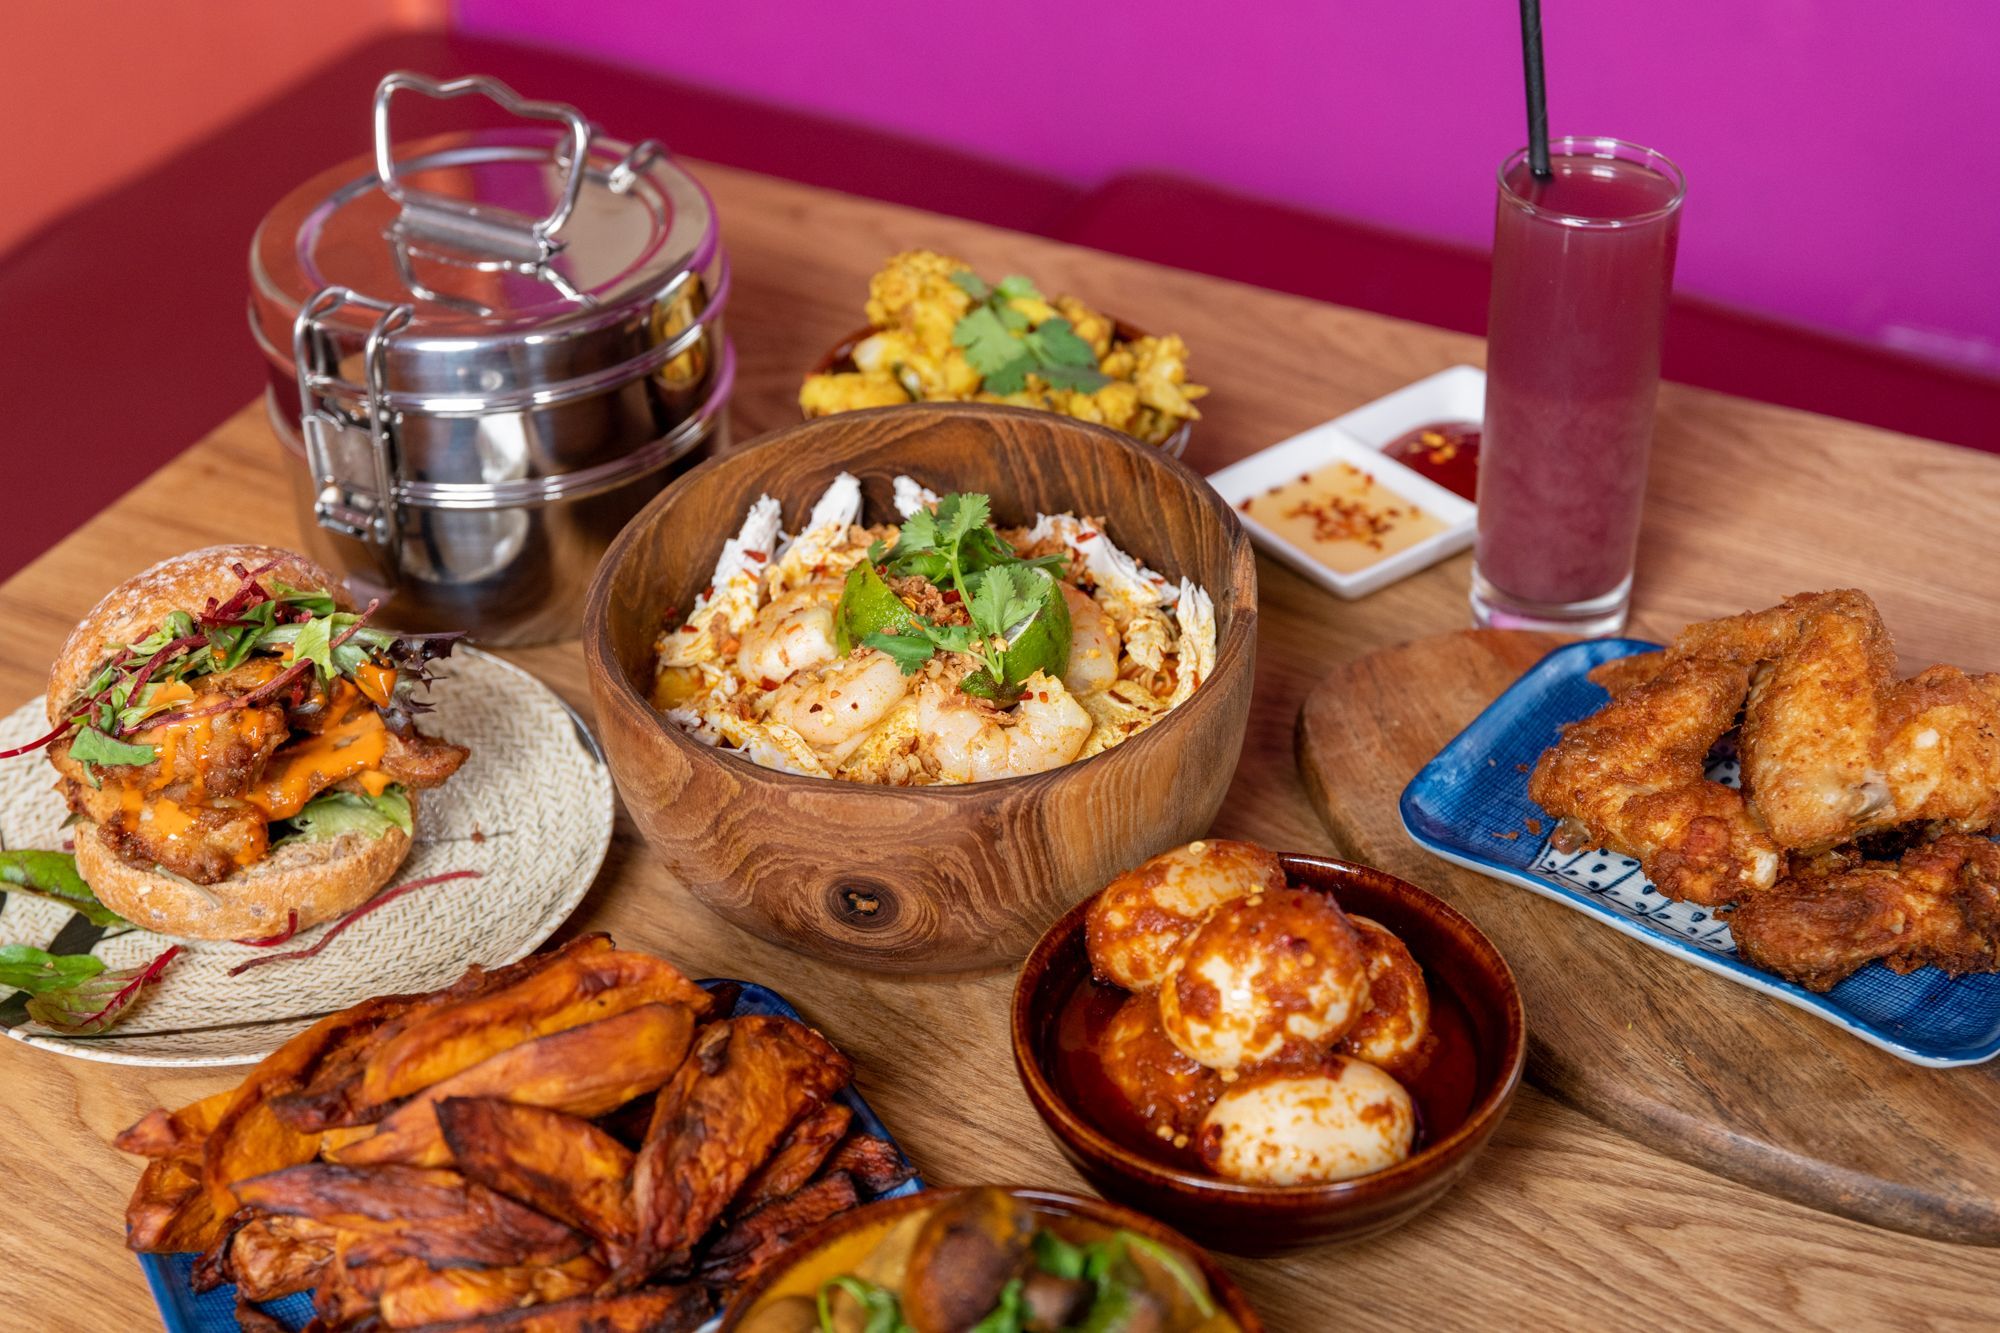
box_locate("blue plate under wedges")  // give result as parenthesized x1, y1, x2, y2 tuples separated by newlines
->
(140, 979, 924, 1332)
(1400, 637, 2000, 1068)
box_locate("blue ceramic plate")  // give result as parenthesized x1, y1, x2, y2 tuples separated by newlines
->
(140, 979, 924, 1332)
(1400, 637, 2000, 1068)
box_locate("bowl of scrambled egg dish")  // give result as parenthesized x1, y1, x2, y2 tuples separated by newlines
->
(800, 250, 1206, 454)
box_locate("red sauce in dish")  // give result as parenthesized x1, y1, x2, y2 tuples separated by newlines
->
(1382, 421, 1481, 500)
(1048, 951, 1482, 1175)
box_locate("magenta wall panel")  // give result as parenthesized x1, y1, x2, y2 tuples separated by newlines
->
(455, 0, 2000, 372)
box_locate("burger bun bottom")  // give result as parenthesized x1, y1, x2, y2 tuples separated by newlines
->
(74, 794, 418, 941)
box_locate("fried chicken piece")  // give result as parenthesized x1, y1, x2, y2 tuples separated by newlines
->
(1530, 655, 1781, 905)
(1730, 833, 2000, 991)
(1639, 590, 2000, 851)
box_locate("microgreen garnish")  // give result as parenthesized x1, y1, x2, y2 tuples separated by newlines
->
(949, 270, 1110, 396)
(5, 562, 464, 767)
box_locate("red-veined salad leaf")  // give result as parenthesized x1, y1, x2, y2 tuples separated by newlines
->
(25, 945, 180, 1034)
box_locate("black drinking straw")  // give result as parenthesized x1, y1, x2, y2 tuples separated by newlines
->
(1519, 0, 1553, 178)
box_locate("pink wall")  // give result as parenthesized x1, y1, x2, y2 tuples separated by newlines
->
(458, 0, 2000, 373)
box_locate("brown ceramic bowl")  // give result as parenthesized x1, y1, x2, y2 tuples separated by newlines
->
(717, 1185, 1264, 1331)
(1012, 853, 1525, 1253)
(582, 403, 1256, 973)
(809, 324, 1196, 457)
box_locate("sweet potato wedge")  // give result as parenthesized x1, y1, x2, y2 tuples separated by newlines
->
(821, 1132, 917, 1196)
(233, 1163, 585, 1269)
(355, 945, 710, 1115)
(625, 1016, 852, 1277)
(699, 1171, 860, 1285)
(201, 992, 421, 1238)
(127, 1153, 218, 1255)
(269, 937, 619, 1133)
(731, 1100, 852, 1217)
(373, 1255, 607, 1330)
(332, 1002, 697, 1169)
(395, 1288, 714, 1333)
(193, 1212, 336, 1301)
(435, 1097, 636, 1249)
(115, 1088, 234, 1160)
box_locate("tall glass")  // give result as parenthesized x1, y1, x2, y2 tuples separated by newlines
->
(1471, 137, 1685, 636)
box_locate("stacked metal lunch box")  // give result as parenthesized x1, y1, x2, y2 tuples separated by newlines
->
(249, 72, 734, 644)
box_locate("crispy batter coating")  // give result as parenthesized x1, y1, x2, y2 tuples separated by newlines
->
(1532, 652, 1778, 905)
(1731, 833, 2000, 991)
(1537, 590, 2000, 991)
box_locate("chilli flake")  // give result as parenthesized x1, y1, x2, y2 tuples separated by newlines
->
(227, 871, 481, 977)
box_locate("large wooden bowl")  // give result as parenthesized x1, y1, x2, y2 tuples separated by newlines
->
(582, 403, 1256, 973)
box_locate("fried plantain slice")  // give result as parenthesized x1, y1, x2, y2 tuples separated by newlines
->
(820, 1132, 918, 1196)
(270, 936, 620, 1132)
(331, 1003, 697, 1169)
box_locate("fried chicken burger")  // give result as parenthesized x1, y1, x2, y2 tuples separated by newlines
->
(31, 545, 468, 939)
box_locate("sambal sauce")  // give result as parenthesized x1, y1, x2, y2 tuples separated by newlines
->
(1381, 420, 1481, 500)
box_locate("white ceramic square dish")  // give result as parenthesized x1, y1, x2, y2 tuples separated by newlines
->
(1331, 363, 1486, 450)
(1206, 424, 1476, 599)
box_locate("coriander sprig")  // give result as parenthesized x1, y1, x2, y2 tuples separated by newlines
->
(949, 271, 1111, 396)
(855, 493, 1068, 697)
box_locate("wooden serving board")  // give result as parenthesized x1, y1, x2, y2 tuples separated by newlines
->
(1298, 628, 2000, 1246)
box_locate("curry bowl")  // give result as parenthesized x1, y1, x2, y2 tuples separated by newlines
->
(811, 324, 1196, 457)
(719, 1185, 1264, 1331)
(582, 403, 1256, 972)
(1012, 853, 1525, 1252)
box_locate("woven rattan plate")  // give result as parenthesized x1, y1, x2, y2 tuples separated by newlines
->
(0, 648, 612, 1066)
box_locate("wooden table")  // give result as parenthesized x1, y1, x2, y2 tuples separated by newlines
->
(5, 163, 1999, 1329)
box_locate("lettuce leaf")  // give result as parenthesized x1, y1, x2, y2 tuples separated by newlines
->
(275, 787, 412, 844)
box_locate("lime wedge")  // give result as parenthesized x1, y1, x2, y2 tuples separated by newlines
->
(962, 581, 1073, 699)
(834, 563, 921, 655)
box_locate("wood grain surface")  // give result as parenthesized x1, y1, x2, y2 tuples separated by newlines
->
(2, 163, 1999, 1328)
(1298, 629, 2000, 1244)
(584, 404, 1257, 972)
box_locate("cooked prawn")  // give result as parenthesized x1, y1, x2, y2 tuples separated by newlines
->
(762, 649, 913, 764)
(913, 671, 1091, 782)
(1060, 583, 1121, 697)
